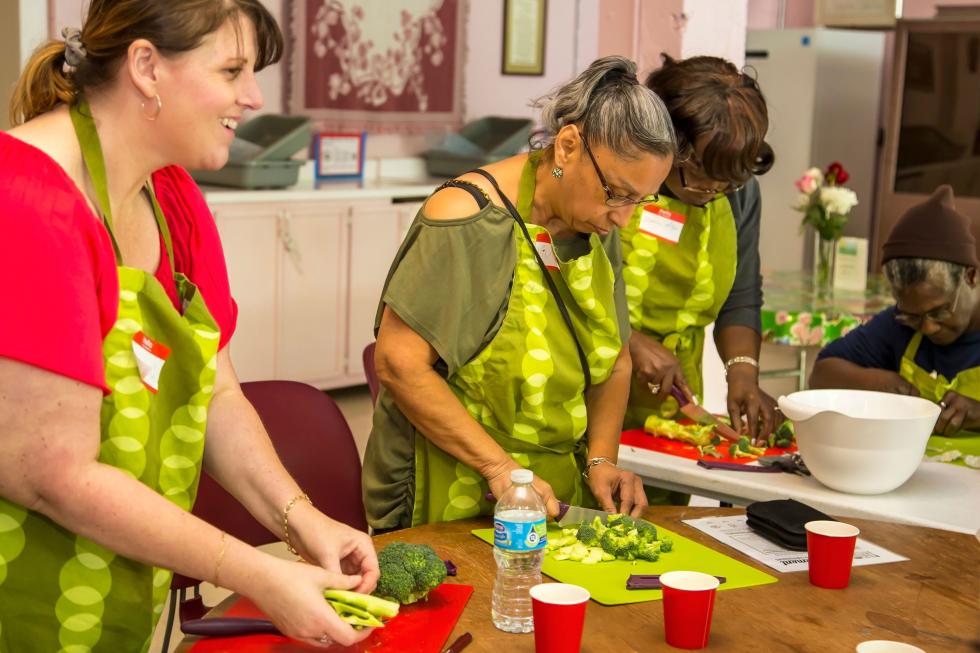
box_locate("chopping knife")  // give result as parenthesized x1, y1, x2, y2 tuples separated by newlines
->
(669, 386, 741, 442)
(556, 502, 613, 528)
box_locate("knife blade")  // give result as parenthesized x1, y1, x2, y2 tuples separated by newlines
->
(670, 386, 741, 442)
(556, 502, 612, 528)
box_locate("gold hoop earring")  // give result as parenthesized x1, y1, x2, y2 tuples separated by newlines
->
(552, 167, 563, 179)
(141, 94, 162, 121)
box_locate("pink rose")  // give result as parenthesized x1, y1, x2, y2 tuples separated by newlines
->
(794, 167, 823, 194)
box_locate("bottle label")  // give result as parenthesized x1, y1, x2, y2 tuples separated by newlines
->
(493, 517, 547, 551)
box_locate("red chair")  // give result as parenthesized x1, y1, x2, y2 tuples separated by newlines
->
(363, 341, 380, 405)
(160, 380, 367, 650)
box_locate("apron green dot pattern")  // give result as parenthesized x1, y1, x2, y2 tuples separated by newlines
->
(620, 197, 737, 429)
(412, 153, 623, 526)
(0, 103, 222, 652)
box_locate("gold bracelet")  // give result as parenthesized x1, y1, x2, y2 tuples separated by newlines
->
(282, 493, 312, 555)
(213, 530, 227, 587)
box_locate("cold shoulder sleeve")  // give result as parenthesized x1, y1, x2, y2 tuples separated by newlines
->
(377, 205, 517, 376)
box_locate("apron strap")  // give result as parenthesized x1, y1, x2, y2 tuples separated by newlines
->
(69, 100, 177, 278)
(468, 167, 592, 391)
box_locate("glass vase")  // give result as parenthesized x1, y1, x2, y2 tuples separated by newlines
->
(812, 235, 837, 300)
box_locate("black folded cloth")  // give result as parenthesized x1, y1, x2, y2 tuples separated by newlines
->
(745, 499, 834, 551)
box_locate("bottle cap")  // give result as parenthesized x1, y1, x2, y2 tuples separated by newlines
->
(511, 469, 533, 484)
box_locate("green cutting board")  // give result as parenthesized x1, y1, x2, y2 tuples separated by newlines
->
(472, 524, 776, 605)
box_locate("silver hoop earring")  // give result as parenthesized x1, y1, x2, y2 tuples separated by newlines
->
(552, 166, 563, 179)
(141, 94, 162, 121)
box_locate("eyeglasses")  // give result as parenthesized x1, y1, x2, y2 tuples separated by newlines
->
(894, 282, 963, 329)
(678, 163, 744, 197)
(580, 137, 659, 208)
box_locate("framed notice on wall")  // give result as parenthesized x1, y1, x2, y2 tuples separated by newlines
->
(314, 132, 366, 180)
(502, 0, 547, 76)
(814, 0, 899, 27)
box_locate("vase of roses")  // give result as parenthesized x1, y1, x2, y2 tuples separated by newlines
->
(792, 162, 858, 298)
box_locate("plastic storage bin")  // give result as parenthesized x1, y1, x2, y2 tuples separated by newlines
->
(191, 115, 311, 189)
(424, 116, 533, 178)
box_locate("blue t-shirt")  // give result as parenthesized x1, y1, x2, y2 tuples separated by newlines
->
(818, 306, 980, 379)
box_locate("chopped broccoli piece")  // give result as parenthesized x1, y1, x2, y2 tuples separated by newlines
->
(373, 542, 447, 605)
(731, 436, 767, 458)
(576, 523, 599, 546)
(636, 521, 658, 542)
(770, 419, 795, 448)
(659, 537, 674, 553)
(637, 540, 661, 562)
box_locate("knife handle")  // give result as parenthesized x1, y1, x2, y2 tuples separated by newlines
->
(669, 385, 690, 406)
(181, 617, 280, 637)
(556, 501, 570, 521)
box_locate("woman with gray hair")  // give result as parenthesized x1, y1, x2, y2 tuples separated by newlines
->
(363, 56, 676, 530)
(811, 185, 980, 467)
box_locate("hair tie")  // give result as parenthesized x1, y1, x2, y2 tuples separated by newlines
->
(61, 27, 86, 75)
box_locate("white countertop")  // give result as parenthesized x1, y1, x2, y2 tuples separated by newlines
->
(200, 157, 447, 204)
(618, 445, 980, 535)
(202, 176, 446, 204)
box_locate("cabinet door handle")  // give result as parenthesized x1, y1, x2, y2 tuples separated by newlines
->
(278, 211, 304, 274)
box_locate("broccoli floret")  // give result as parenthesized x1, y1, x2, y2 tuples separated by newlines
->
(659, 536, 674, 553)
(770, 420, 795, 448)
(605, 513, 635, 530)
(636, 521, 658, 542)
(599, 529, 635, 558)
(637, 540, 662, 562)
(373, 542, 447, 605)
(576, 522, 599, 546)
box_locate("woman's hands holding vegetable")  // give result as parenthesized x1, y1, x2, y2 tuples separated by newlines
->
(288, 502, 380, 595)
(726, 367, 777, 443)
(629, 330, 693, 403)
(587, 461, 648, 518)
(935, 390, 980, 436)
(250, 555, 373, 648)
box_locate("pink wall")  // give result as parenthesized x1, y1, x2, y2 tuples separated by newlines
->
(747, 0, 815, 29)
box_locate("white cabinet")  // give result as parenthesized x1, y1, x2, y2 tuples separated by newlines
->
(345, 201, 419, 379)
(211, 196, 425, 389)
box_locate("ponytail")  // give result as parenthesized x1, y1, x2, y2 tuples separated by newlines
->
(9, 41, 77, 126)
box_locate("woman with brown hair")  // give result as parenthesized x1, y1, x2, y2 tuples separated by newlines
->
(622, 55, 778, 450)
(0, 1, 376, 649)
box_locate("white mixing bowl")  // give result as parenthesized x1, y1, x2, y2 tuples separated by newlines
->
(778, 390, 940, 495)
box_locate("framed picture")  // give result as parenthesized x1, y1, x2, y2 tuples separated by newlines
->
(314, 132, 366, 180)
(502, 0, 547, 76)
(814, 0, 898, 28)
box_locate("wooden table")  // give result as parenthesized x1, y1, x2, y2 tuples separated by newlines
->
(177, 507, 979, 653)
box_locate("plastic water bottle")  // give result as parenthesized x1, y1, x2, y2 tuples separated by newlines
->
(492, 468, 547, 633)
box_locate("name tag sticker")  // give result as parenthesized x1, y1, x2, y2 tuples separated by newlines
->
(639, 205, 685, 244)
(132, 331, 171, 393)
(533, 232, 561, 271)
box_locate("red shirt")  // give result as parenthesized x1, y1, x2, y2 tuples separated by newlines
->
(0, 132, 237, 393)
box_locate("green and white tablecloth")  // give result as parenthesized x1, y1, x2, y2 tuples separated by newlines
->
(761, 270, 893, 347)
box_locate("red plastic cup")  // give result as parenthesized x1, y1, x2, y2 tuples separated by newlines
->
(659, 571, 720, 649)
(805, 520, 860, 589)
(530, 583, 590, 653)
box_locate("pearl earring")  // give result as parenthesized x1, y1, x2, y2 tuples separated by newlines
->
(552, 167, 564, 179)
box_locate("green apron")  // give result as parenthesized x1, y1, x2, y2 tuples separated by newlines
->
(411, 153, 623, 525)
(0, 102, 220, 652)
(620, 194, 737, 430)
(899, 331, 980, 467)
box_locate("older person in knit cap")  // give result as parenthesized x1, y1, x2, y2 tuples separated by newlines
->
(811, 185, 980, 467)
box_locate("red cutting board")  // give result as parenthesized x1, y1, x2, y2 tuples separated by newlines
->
(187, 583, 473, 653)
(620, 428, 796, 463)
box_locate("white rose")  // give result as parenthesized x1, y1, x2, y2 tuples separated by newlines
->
(792, 192, 811, 211)
(819, 186, 858, 215)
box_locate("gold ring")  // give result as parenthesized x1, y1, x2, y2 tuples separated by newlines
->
(647, 382, 661, 394)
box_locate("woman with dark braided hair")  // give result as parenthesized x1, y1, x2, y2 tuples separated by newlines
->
(622, 55, 779, 458)
(363, 56, 675, 531)
(0, 1, 377, 648)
